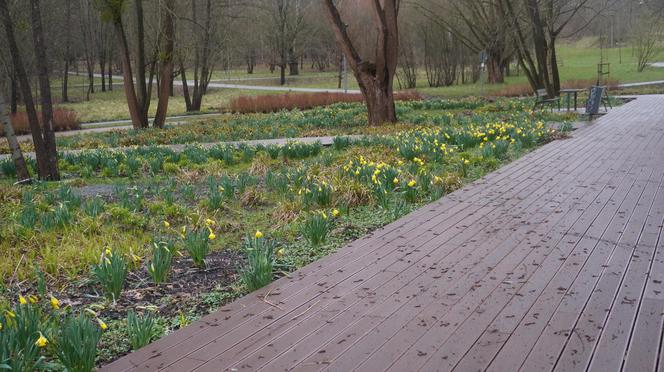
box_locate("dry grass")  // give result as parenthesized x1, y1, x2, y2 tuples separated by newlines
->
(0, 108, 81, 136)
(228, 91, 422, 114)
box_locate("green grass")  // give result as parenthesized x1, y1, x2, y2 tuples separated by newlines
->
(44, 39, 662, 124)
(55, 88, 275, 123)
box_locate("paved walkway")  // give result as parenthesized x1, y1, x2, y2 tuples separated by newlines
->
(0, 136, 357, 162)
(101, 96, 664, 371)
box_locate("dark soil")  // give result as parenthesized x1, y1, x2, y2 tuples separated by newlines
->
(57, 250, 244, 321)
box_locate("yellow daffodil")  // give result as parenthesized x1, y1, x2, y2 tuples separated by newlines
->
(205, 218, 215, 226)
(208, 232, 216, 240)
(408, 180, 417, 188)
(35, 333, 48, 347)
(29, 295, 38, 304)
(332, 209, 340, 218)
(98, 318, 108, 331)
(50, 296, 60, 310)
(255, 230, 263, 239)
(5, 310, 15, 318)
(464, 159, 470, 165)
(19, 295, 27, 305)
(163, 221, 170, 228)
(276, 248, 285, 257)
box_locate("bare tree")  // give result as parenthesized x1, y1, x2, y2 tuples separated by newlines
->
(503, 0, 610, 96)
(323, 0, 400, 125)
(264, 0, 308, 85)
(417, 0, 514, 84)
(632, 13, 662, 72)
(0, 0, 58, 180)
(30, 0, 59, 180)
(179, 0, 217, 112)
(421, 19, 459, 87)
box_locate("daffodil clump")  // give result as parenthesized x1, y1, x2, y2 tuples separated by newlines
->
(0, 294, 107, 371)
(240, 230, 278, 291)
(91, 248, 129, 302)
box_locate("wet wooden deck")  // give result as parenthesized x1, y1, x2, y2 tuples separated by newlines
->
(102, 95, 664, 372)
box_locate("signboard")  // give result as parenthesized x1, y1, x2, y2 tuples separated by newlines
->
(586, 86, 605, 116)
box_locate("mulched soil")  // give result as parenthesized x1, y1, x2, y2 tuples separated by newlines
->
(57, 250, 244, 321)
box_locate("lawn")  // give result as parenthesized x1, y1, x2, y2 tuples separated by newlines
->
(0, 98, 573, 368)
(45, 38, 661, 128)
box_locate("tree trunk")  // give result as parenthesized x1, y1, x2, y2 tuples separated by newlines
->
(279, 64, 286, 85)
(323, 0, 399, 125)
(153, 0, 175, 128)
(180, 63, 192, 112)
(62, 59, 70, 103)
(288, 48, 299, 75)
(486, 51, 504, 84)
(62, 0, 71, 102)
(549, 36, 561, 95)
(0, 0, 51, 178)
(30, 0, 59, 180)
(114, 21, 144, 129)
(100, 58, 106, 92)
(108, 54, 113, 91)
(134, 0, 149, 127)
(0, 92, 30, 182)
(10, 73, 18, 113)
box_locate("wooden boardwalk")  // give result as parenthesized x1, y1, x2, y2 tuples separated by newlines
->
(103, 96, 664, 372)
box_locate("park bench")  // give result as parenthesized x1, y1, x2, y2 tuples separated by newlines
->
(533, 88, 560, 111)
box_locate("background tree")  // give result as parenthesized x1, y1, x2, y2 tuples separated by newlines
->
(263, 0, 309, 85)
(0, 0, 58, 180)
(323, 0, 400, 125)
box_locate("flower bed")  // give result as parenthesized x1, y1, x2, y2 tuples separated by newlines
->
(0, 98, 570, 367)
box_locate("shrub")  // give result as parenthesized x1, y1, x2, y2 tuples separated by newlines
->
(91, 249, 128, 301)
(147, 240, 175, 284)
(126, 311, 157, 351)
(0, 108, 81, 136)
(228, 91, 422, 114)
(240, 232, 276, 291)
(55, 313, 101, 372)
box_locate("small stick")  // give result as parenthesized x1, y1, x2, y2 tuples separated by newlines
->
(9, 254, 25, 287)
(261, 288, 283, 310)
(290, 300, 320, 321)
